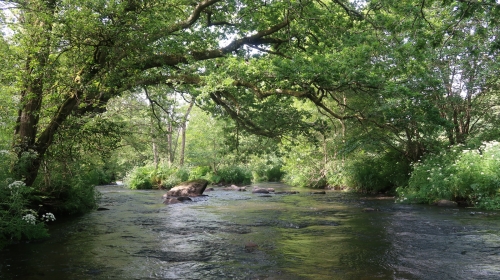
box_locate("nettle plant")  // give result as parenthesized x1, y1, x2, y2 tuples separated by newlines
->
(397, 141, 500, 209)
(0, 180, 56, 248)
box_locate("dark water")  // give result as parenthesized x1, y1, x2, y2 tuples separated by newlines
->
(1, 183, 500, 280)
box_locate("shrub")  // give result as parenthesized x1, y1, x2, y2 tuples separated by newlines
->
(125, 164, 192, 190)
(125, 166, 155, 189)
(281, 150, 329, 188)
(248, 155, 284, 182)
(158, 166, 190, 189)
(189, 166, 211, 180)
(217, 165, 252, 185)
(344, 151, 410, 193)
(397, 141, 500, 209)
(201, 172, 221, 184)
(55, 178, 100, 215)
(0, 180, 54, 249)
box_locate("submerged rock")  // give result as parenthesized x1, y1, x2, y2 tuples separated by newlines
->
(244, 242, 259, 252)
(163, 197, 182, 204)
(252, 188, 269, 194)
(435, 199, 458, 207)
(275, 191, 299, 194)
(223, 185, 246, 191)
(252, 186, 277, 193)
(166, 179, 209, 197)
(311, 191, 326, 194)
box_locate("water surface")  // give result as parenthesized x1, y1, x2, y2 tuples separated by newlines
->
(1, 183, 500, 279)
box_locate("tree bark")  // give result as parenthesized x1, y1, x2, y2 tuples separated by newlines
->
(179, 99, 195, 166)
(12, 1, 55, 185)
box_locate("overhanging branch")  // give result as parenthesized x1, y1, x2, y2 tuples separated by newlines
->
(141, 18, 291, 69)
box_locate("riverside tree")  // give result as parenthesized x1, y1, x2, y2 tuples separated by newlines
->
(2, 0, 500, 200)
(3, 0, 329, 187)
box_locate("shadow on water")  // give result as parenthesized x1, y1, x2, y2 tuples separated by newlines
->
(1, 182, 500, 279)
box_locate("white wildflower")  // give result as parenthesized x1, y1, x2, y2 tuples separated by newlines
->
(22, 214, 37, 225)
(7, 181, 25, 189)
(41, 213, 56, 222)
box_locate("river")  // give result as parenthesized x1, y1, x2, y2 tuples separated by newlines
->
(1, 183, 500, 279)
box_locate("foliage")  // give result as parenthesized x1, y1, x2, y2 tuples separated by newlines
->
(50, 178, 100, 216)
(280, 126, 343, 189)
(2, 0, 500, 223)
(189, 166, 211, 180)
(125, 166, 155, 190)
(281, 140, 329, 188)
(397, 141, 500, 209)
(185, 107, 227, 171)
(248, 155, 284, 183)
(200, 172, 222, 185)
(0, 180, 54, 249)
(156, 165, 191, 189)
(216, 165, 252, 185)
(29, 115, 119, 214)
(344, 151, 410, 193)
(125, 164, 191, 190)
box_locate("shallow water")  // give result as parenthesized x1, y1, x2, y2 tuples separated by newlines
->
(1, 183, 500, 279)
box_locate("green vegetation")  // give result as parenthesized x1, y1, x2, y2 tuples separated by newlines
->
(0, 180, 52, 249)
(398, 141, 500, 209)
(2, 0, 500, 248)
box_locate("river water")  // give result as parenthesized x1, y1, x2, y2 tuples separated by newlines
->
(1, 183, 500, 280)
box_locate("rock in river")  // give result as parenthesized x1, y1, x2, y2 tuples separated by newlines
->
(252, 188, 269, 194)
(165, 179, 209, 197)
(223, 185, 247, 191)
(244, 242, 259, 252)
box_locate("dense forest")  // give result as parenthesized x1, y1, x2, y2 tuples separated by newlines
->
(1, 0, 500, 248)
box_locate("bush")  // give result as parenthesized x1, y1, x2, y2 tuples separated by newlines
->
(248, 155, 284, 182)
(85, 169, 113, 186)
(217, 165, 252, 185)
(125, 164, 192, 190)
(281, 148, 329, 188)
(282, 165, 327, 188)
(55, 178, 100, 215)
(125, 166, 155, 189)
(0, 180, 54, 249)
(344, 151, 410, 193)
(189, 166, 211, 180)
(397, 141, 500, 209)
(158, 166, 190, 189)
(201, 172, 221, 184)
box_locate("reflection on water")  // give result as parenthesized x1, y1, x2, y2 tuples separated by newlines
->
(1, 183, 500, 279)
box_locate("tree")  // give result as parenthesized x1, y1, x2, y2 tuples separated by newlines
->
(3, 0, 325, 186)
(4, 0, 500, 190)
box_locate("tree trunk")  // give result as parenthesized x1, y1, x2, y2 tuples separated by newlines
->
(151, 115, 159, 170)
(179, 100, 194, 166)
(167, 121, 174, 167)
(12, 1, 55, 185)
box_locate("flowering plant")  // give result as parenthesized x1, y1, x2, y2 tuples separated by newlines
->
(397, 141, 500, 209)
(1, 179, 54, 248)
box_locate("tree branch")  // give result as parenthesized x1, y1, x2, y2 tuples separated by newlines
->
(140, 18, 291, 69)
(167, 0, 223, 34)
